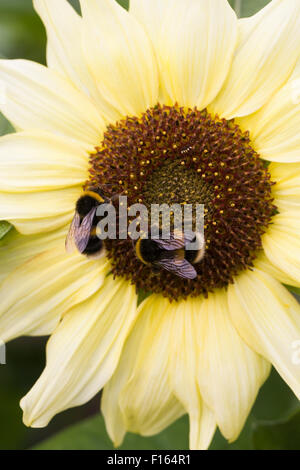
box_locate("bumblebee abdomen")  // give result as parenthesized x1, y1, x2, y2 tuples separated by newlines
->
(185, 250, 198, 264)
(185, 233, 205, 265)
(82, 236, 103, 256)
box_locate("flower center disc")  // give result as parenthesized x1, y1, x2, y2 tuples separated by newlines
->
(88, 104, 275, 300)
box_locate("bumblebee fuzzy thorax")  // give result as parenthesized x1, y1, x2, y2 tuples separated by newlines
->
(75, 191, 105, 217)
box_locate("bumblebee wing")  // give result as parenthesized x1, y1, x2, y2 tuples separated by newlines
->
(65, 212, 81, 253)
(153, 232, 185, 251)
(157, 256, 197, 279)
(75, 207, 97, 253)
(154, 239, 184, 251)
(155, 231, 197, 250)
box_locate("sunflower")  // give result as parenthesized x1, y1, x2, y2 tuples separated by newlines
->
(0, 0, 300, 450)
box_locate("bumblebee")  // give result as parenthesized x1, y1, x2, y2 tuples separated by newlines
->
(134, 231, 205, 280)
(66, 188, 110, 259)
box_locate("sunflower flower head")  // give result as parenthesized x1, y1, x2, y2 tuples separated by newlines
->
(0, 0, 300, 450)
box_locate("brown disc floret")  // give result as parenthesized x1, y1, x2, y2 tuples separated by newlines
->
(87, 104, 276, 301)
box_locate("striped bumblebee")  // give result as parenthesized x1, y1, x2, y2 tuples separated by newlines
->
(134, 231, 205, 279)
(66, 188, 111, 259)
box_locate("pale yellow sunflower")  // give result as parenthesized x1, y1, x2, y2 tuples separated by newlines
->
(0, 0, 300, 450)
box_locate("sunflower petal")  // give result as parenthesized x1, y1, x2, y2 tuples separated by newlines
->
(33, 0, 120, 123)
(194, 290, 270, 442)
(0, 225, 68, 283)
(130, 0, 172, 40)
(0, 131, 89, 192)
(263, 211, 300, 286)
(0, 243, 109, 342)
(103, 295, 217, 450)
(131, 0, 237, 109)
(238, 83, 300, 163)
(211, 0, 300, 119)
(229, 268, 300, 400)
(103, 296, 185, 445)
(0, 59, 104, 145)
(270, 163, 300, 209)
(9, 213, 74, 236)
(255, 252, 300, 288)
(80, 0, 158, 116)
(168, 299, 216, 450)
(21, 276, 137, 428)
(0, 186, 81, 234)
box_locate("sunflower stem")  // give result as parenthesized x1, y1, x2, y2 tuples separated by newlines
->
(234, 0, 242, 17)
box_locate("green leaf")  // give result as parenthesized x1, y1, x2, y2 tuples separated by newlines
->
(209, 369, 299, 450)
(69, 0, 80, 13)
(0, 221, 12, 240)
(0, 110, 14, 244)
(137, 289, 152, 305)
(33, 415, 189, 450)
(210, 416, 256, 450)
(0, 113, 14, 136)
(229, 0, 271, 17)
(0, 112, 13, 242)
(286, 285, 300, 297)
(253, 410, 300, 450)
(0, 0, 46, 63)
(32, 414, 255, 451)
(252, 368, 299, 422)
(241, 0, 271, 16)
(116, 0, 129, 10)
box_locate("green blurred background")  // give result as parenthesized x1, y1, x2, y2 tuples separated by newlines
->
(0, 0, 299, 450)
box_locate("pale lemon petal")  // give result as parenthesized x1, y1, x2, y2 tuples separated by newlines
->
(211, 0, 300, 119)
(103, 296, 216, 450)
(270, 163, 300, 209)
(0, 59, 105, 145)
(0, 241, 109, 342)
(263, 211, 300, 286)
(238, 84, 300, 163)
(255, 252, 300, 288)
(101, 359, 128, 447)
(10, 212, 74, 235)
(190, 405, 216, 451)
(0, 225, 68, 282)
(80, 0, 158, 116)
(33, 0, 120, 123)
(0, 131, 89, 192)
(0, 186, 81, 234)
(21, 276, 138, 428)
(130, 0, 172, 40)
(108, 297, 184, 441)
(168, 299, 216, 450)
(229, 268, 300, 399)
(102, 296, 183, 448)
(194, 290, 270, 442)
(131, 0, 237, 108)
(290, 54, 300, 80)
